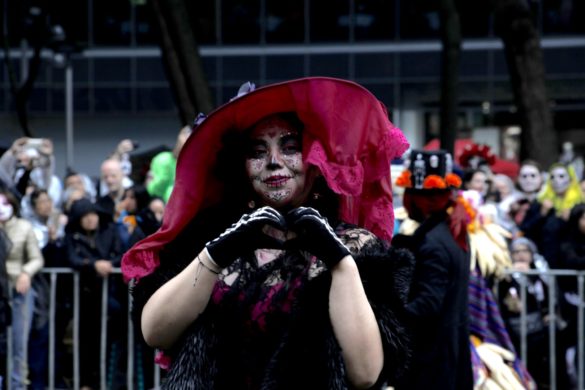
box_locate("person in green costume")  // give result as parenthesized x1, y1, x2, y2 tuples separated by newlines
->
(146, 126, 192, 203)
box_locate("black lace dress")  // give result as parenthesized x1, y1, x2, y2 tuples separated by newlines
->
(132, 224, 414, 390)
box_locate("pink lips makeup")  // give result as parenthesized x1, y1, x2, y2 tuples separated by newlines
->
(263, 176, 292, 187)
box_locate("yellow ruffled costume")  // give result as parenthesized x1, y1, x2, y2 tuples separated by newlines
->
(456, 190, 513, 278)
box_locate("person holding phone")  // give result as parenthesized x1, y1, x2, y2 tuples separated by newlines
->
(0, 138, 62, 206)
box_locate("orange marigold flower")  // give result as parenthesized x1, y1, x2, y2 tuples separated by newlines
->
(423, 175, 447, 189)
(445, 173, 462, 188)
(457, 195, 477, 222)
(395, 170, 412, 187)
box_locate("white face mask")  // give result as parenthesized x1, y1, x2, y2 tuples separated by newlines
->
(550, 166, 570, 195)
(518, 165, 542, 193)
(0, 194, 14, 222)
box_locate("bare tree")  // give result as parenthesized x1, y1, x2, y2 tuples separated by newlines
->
(149, 0, 214, 126)
(493, 0, 557, 166)
(439, 0, 462, 155)
(0, 1, 48, 137)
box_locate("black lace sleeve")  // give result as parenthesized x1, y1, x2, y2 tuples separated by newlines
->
(339, 225, 415, 385)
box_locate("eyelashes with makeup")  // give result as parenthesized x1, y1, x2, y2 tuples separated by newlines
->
(247, 140, 301, 159)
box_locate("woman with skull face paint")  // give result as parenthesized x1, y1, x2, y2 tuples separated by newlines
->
(517, 160, 543, 200)
(122, 78, 414, 389)
(520, 163, 584, 267)
(509, 160, 543, 228)
(0, 188, 44, 389)
(538, 164, 584, 220)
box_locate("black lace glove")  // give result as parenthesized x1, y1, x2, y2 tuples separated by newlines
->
(286, 207, 351, 268)
(205, 207, 286, 268)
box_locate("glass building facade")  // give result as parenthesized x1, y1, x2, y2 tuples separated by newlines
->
(1, 0, 584, 157)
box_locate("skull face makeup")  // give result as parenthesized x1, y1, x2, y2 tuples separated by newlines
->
(518, 164, 542, 194)
(245, 115, 313, 209)
(550, 166, 570, 195)
(0, 194, 14, 222)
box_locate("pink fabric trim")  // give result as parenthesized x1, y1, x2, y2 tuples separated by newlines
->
(122, 247, 159, 283)
(154, 350, 171, 370)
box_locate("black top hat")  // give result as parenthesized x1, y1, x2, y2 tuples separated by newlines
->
(395, 149, 462, 191)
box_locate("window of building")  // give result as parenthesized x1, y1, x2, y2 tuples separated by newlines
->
(543, 0, 585, 35)
(354, 53, 395, 78)
(266, 0, 305, 43)
(354, 0, 397, 41)
(134, 3, 159, 46)
(221, 0, 261, 43)
(222, 56, 261, 82)
(137, 87, 175, 111)
(400, 52, 441, 78)
(310, 0, 350, 42)
(49, 0, 89, 48)
(50, 87, 91, 112)
(94, 59, 131, 83)
(186, 1, 217, 44)
(94, 87, 132, 111)
(458, 2, 492, 38)
(399, 1, 440, 39)
(92, 0, 131, 46)
(310, 54, 350, 78)
(265, 56, 306, 80)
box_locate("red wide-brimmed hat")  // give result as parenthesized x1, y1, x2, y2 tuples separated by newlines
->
(122, 77, 409, 283)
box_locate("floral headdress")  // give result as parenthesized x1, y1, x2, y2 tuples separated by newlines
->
(458, 143, 496, 169)
(395, 149, 462, 190)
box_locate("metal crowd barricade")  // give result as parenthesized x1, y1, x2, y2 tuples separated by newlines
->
(4, 267, 585, 390)
(499, 269, 585, 390)
(4, 268, 160, 390)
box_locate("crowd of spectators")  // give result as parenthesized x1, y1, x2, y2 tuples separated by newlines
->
(0, 131, 584, 389)
(453, 147, 585, 389)
(392, 142, 585, 389)
(0, 134, 178, 389)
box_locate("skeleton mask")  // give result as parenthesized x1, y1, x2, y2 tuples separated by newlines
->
(550, 166, 570, 195)
(518, 165, 542, 194)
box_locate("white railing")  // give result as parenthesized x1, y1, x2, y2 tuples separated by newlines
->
(497, 269, 585, 390)
(6, 268, 160, 390)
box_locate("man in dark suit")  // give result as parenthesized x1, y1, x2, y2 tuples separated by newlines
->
(394, 150, 473, 390)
